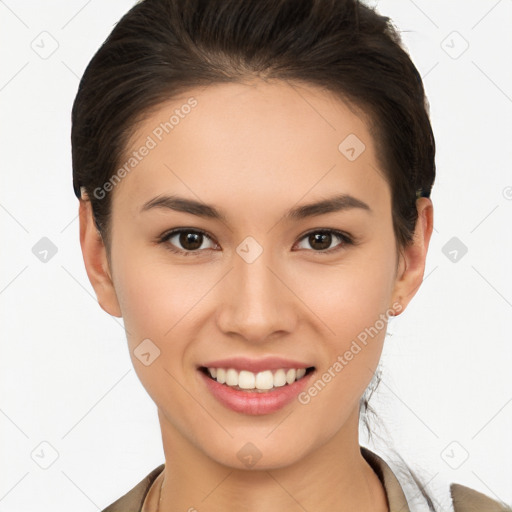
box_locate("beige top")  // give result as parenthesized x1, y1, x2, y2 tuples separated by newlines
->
(101, 446, 511, 511)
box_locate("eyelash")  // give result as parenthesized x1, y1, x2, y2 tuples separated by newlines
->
(157, 228, 355, 257)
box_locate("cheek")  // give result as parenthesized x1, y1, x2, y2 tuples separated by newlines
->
(111, 256, 201, 408)
(111, 240, 210, 339)
(336, 269, 394, 344)
(291, 288, 392, 448)
(298, 249, 397, 344)
(293, 241, 396, 405)
(113, 267, 170, 341)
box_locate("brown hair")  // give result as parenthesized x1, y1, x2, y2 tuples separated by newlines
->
(71, 0, 437, 508)
(72, 0, 435, 249)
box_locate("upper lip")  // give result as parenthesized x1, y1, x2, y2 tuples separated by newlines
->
(200, 357, 314, 373)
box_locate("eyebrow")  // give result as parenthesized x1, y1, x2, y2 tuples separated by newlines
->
(140, 193, 371, 222)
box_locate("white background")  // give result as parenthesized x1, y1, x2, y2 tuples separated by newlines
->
(0, 1, 511, 511)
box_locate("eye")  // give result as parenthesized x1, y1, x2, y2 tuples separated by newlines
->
(295, 229, 353, 253)
(159, 229, 218, 256)
(158, 228, 354, 256)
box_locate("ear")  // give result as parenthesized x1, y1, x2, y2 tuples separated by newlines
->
(79, 197, 122, 317)
(390, 197, 434, 315)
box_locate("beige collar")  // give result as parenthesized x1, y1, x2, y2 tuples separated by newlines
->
(360, 446, 410, 511)
(103, 447, 510, 512)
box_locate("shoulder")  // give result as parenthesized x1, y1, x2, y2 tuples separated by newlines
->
(450, 482, 512, 512)
(101, 464, 165, 512)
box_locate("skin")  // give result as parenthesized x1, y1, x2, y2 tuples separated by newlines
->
(79, 79, 433, 511)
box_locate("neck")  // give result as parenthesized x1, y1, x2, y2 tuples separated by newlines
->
(154, 407, 388, 512)
(154, 404, 388, 512)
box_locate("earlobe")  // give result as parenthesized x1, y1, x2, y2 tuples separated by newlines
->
(390, 197, 434, 315)
(79, 198, 122, 318)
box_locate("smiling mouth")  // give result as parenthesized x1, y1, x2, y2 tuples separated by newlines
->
(199, 366, 316, 392)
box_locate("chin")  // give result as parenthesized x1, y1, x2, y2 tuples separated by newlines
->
(201, 433, 314, 472)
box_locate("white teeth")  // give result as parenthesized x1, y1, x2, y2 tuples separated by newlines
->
(255, 370, 274, 390)
(285, 369, 296, 384)
(226, 368, 238, 386)
(216, 368, 226, 384)
(206, 366, 310, 390)
(273, 369, 287, 387)
(238, 370, 255, 389)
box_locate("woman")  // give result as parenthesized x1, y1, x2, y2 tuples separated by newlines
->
(71, 0, 511, 510)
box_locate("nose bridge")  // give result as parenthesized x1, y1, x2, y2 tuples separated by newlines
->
(216, 236, 295, 341)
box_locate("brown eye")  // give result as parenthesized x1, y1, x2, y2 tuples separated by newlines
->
(296, 229, 353, 253)
(178, 231, 203, 250)
(309, 232, 332, 250)
(160, 229, 217, 255)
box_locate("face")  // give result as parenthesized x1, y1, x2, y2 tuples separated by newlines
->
(80, 79, 432, 471)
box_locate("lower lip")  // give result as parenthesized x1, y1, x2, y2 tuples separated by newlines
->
(199, 369, 315, 415)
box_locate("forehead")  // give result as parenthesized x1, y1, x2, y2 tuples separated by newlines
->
(112, 79, 390, 219)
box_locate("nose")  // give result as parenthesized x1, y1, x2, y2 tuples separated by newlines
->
(215, 243, 297, 344)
